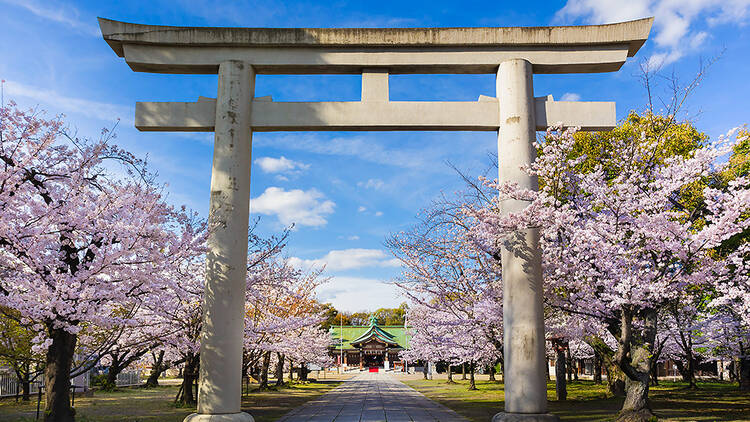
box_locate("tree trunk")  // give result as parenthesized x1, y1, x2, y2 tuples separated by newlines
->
(686, 355, 697, 389)
(299, 362, 308, 381)
(618, 373, 652, 422)
(615, 309, 657, 422)
(675, 326, 698, 389)
(740, 356, 750, 391)
(44, 327, 77, 422)
(461, 363, 467, 380)
(607, 364, 627, 396)
(146, 351, 165, 387)
(259, 351, 271, 390)
(422, 363, 428, 380)
(585, 335, 625, 396)
(593, 351, 603, 384)
(14, 365, 31, 402)
(289, 358, 294, 382)
(21, 379, 30, 401)
(177, 353, 199, 406)
(447, 365, 454, 383)
(649, 359, 659, 386)
(545, 358, 550, 381)
(566, 348, 573, 382)
(275, 353, 285, 386)
(488, 364, 496, 382)
(574, 359, 579, 381)
(555, 346, 567, 401)
(675, 357, 697, 389)
(105, 354, 121, 389)
(468, 362, 477, 391)
(650, 338, 666, 387)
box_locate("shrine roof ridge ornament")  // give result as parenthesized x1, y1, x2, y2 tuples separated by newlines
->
(98, 17, 653, 74)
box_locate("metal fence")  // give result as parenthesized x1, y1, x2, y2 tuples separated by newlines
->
(115, 371, 141, 387)
(0, 369, 145, 398)
(0, 374, 42, 398)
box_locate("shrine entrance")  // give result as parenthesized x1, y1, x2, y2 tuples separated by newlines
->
(363, 352, 384, 368)
(99, 16, 652, 422)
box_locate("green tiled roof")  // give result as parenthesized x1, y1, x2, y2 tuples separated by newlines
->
(329, 325, 410, 350)
(351, 325, 398, 346)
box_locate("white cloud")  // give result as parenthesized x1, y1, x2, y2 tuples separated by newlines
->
(358, 206, 367, 212)
(347, 235, 360, 241)
(375, 211, 384, 217)
(690, 31, 709, 49)
(3, 80, 132, 124)
(1, 0, 100, 36)
(254, 156, 309, 174)
(555, 0, 750, 67)
(556, 0, 651, 24)
(289, 248, 401, 272)
(560, 92, 582, 102)
(251, 187, 335, 227)
(646, 50, 683, 69)
(357, 178, 385, 190)
(316, 276, 403, 313)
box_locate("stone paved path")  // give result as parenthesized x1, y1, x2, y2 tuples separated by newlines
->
(277, 372, 469, 422)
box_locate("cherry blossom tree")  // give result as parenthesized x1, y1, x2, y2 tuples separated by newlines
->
(0, 102, 199, 422)
(400, 302, 498, 388)
(707, 132, 750, 390)
(467, 122, 750, 421)
(271, 325, 332, 382)
(243, 252, 329, 387)
(92, 306, 175, 389)
(388, 193, 503, 390)
(709, 242, 750, 389)
(659, 296, 713, 388)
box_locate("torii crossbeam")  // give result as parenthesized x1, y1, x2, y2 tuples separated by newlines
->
(99, 17, 652, 422)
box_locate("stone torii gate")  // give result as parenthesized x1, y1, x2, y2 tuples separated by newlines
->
(99, 17, 652, 422)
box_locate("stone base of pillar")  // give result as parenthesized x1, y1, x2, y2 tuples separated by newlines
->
(184, 412, 254, 422)
(492, 412, 560, 422)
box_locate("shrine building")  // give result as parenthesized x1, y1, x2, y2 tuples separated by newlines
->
(329, 316, 409, 371)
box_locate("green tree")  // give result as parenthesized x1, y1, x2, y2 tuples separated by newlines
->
(0, 307, 43, 401)
(557, 111, 706, 182)
(319, 303, 411, 328)
(373, 302, 409, 325)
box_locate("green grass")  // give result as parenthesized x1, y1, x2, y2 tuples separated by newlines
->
(403, 379, 750, 422)
(3, 378, 746, 421)
(0, 381, 342, 422)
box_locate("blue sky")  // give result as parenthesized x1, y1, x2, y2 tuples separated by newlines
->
(1, 0, 748, 312)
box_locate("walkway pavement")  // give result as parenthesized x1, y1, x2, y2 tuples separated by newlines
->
(277, 372, 469, 422)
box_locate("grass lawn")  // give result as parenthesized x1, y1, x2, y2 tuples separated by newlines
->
(403, 378, 750, 421)
(0, 381, 342, 422)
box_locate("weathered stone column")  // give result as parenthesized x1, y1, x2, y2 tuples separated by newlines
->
(185, 60, 255, 422)
(493, 59, 558, 422)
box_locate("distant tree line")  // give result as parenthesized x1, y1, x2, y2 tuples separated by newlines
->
(319, 302, 409, 329)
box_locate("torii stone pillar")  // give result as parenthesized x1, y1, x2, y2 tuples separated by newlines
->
(493, 59, 554, 421)
(97, 17, 653, 422)
(187, 61, 255, 422)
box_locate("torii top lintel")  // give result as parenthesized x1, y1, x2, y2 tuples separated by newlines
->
(98, 17, 653, 75)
